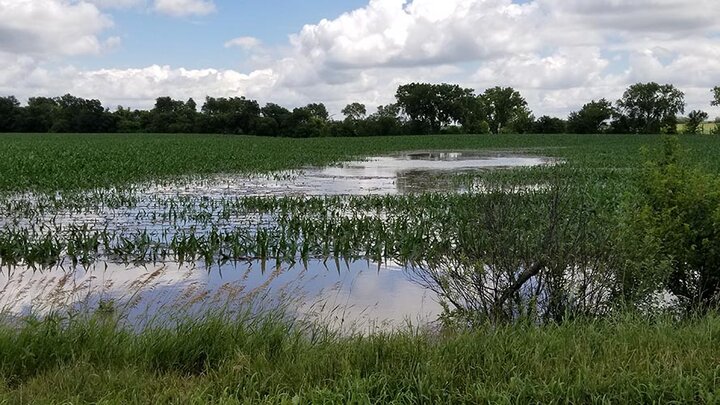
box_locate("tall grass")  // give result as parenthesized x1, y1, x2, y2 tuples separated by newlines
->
(0, 311, 719, 403)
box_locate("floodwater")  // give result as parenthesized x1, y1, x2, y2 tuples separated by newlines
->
(0, 151, 551, 330)
(149, 151, 550, 197)
(0, 260, 439, 333)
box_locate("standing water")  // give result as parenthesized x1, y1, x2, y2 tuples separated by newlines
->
(0, 152, 551, 332)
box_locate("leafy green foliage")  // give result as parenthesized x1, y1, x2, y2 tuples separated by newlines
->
(567, 99, 614, 134)
(532, 115, 566, 134)
(480, 86, 530, 134)
(634, 137, 720, 312)
(0, 96, 20, 132)
(341, 102, 367, 121)
(615, 83, 685, 134)
(199, 96, 260, 134)
(3, 82, 717, 137)
(395, 83, 475, 133)
(19, 97, 60, 133)
(711, 87, 720, 135)
(683, 110, 709, 135)
(51, 94, 116, 133)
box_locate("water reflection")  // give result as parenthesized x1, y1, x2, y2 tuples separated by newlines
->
(1, 151, 550, 330)
(0, 260, 440, 332)
(148, 152, 550, 197)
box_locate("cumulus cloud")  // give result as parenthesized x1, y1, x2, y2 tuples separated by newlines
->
(1, 0, 720, 118)
(291, 0, 541, 69)
(77, 65, 276, 106)
(153, 0, 216, 17)
(0, 0, 112, 56)
(2, 64, 278, 109)
(280, 0, 720, 115)
(473, 47, 610, 91)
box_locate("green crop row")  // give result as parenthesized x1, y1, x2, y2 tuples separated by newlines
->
(2, 133, 720, 193)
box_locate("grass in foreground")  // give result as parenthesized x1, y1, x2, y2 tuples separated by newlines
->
(0, 312, 719, 403)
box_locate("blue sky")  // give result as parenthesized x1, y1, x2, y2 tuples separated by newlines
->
(1, 0, 719, 117)
(75, 1, 369, 70)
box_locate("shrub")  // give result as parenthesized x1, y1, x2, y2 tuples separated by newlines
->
(634, 137, 720, 313)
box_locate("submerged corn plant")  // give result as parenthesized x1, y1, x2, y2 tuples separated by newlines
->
(2, 134, 720, 325)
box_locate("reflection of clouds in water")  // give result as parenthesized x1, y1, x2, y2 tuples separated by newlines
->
(2, 152, 550, 234)
(142, 152, 550, 198)
(304, 263, 440, 332)
(0, 260, 440, 332)
(313, 154, 548, 196)
(0, 263, 203, 318)
(0, 152, 545, 329)
(2, 152, 550, 224)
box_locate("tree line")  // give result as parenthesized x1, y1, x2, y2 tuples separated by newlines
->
(0, 83, 719, 136)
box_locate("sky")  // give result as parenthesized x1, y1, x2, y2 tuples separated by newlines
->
(1, 0, 719, 118)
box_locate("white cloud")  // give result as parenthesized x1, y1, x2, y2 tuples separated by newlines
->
(0, 52, 37, 94)
(278, 0, 720, 116)
(153, 0, 216, 17)
(224, 37, 262, 50)
(473, 47, 610, 91)
(88, 0, 145, 10)
(291, 0, 541, 69)
(0, 0, 112, 56)
(1, 0, 720, 119)
(539, 0, 720, 35)
(24, 65, 278, 109)
(88, 0, 216, 18)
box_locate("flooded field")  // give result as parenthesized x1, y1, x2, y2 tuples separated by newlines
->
(0, 151, 551, 330)
(1, 260, 440, 332)
(147, 151, 549, 197)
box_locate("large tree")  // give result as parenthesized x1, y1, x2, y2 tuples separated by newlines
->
(52, 94, 115, 133)
(456, 96, 490, 134)
(395, 83, 475, 133)
(148, 97, 198, 133)
(365, 104, 404, 136)
(479, 86, 530, 134)
(113, 106, 148, 133)
(302, 103, 330, 122)
(257, 103, 292, 136)
(18, 97, 58, 133)
(288, 103, 330, 138)
(566, 99, 614, 134)
(615, 82, 685, 134)
(200, 96, 260, 134)
(0, 96, 20, 132)
(338, 103, 368, 137)
(341, 102, 367, 121)
(533, 115, 566, 134)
